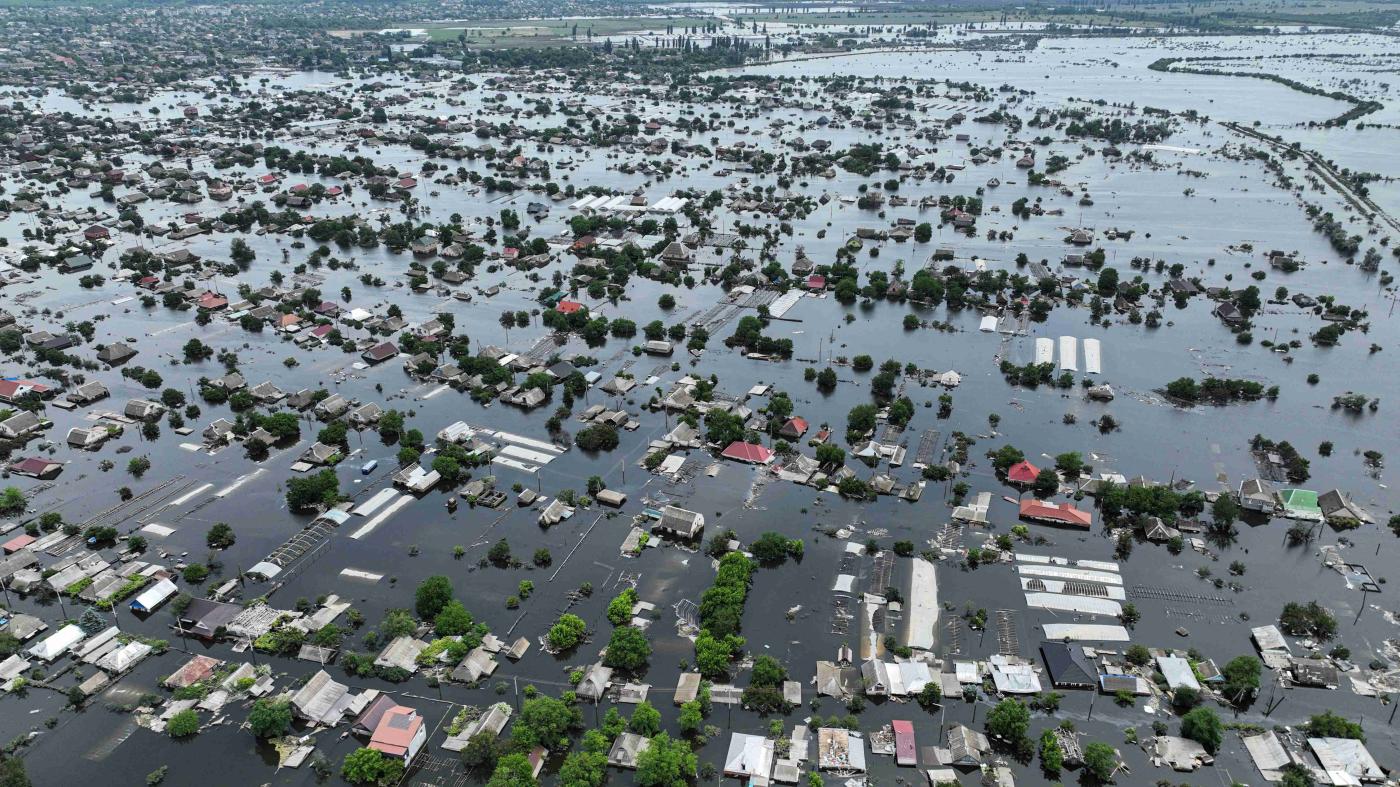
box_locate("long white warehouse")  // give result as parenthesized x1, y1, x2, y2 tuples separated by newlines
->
(1058, 336, 1078, 372)
(1083, 338, 1102, 374)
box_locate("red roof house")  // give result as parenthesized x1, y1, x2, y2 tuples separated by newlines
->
(778, 417, 809, 440)
(1006, 460, 1040, 485)
(2, 534, 36, 555)
(555, 300, 584, 315)
(805, 274, 827, 291)
(8, 457, 61, 480)
(0, 380, 49, 403)
(1018, 499, 1092, 528)
(721, 441, 774, 465)
(361, 341, 399, 364)
(368, 705, 426, 762)
(163, 654, 221, 689)
(84, 225, 110, 241)
(197, 291, 228, 311)
(892, 720, 916, 766)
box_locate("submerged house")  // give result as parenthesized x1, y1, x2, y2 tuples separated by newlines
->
(655, 505, 705, 539)
(368, 704, 427, 764)
(1318, 489, 1372, 526)
(1040, 641, 1097, 690)
(1018, 499, 1092, 528)
(291, 669, 351, 725)
(1238, 478, 1276, 513)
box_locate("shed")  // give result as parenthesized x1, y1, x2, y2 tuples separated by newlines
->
(595, 489, 627, 508)
(674, 672, 702, 705)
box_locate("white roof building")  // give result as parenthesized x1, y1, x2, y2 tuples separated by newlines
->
(27, 624, 85, 662)
(724, 733, 775, 781)
(1156, 655, 1202, 692)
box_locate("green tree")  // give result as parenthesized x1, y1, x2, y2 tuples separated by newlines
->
(486, 753, 537, 787)
(488, 538, 512, 566)
(460, 732, 501, 770)
(575, 423, 620, 451)
(558, 749, 606, 787)
(845, 404, 877, 441)
(916, 681, 942, 711)
(1305, 711, 1365, 741)
(1082, 742, 1118, 783)
(635, 733, 696, 787)
(694, 630, 743, 679)
(247, 699, 292, 739)
(0, 487, 24, 515)
(434, 600, 474, 636)
(603, 625, 652, 672)
(342, 747, 405, 786)
(750, 531, 795, 565)
(0, 756, 29, 787)
(990, 444, 1025, 473)
(206, 522, 236, 549)
(415, 575, 454, 620)
(1097, 267, 1119, 296)
(815, 443, 845, 467)
(1279, 601, 1337, 640)
(548, 614, 587, 651)
(1212, 494, 1240, 528)
(1220, 656, 1261, 705)
(677, 700, 704, 735)
(1039, 728, 1063, 776)
(607, 588, 638, 626)
(167, 709, 200, 738)
(512, 695, 581, 750)
(286, 469, 340, 511)
(629, 701, 662, 736)
(1054, 451, 1084, 477)
(1180, 706, 1223, 753)
(1032, 468, 1059, 499)
(750, 655, 786, 687)
(704, 409, 745, 446)
(985, 699, 1030, 747)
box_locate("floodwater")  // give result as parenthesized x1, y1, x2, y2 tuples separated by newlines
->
(2, 27, 1398, 787)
